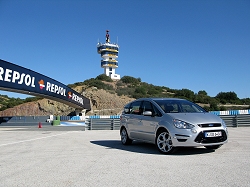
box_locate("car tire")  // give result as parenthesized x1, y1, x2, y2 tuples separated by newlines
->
(156, 130, 176, 154)
(204, 145, 222, 150)
(120, 127, 132, 145)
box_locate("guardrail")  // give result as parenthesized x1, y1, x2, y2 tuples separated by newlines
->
(1, 111, 250, 129)
(220, 114, 250, 127)
(82, 115, 250, 130)
(209, 109, 250, 116)
(85, 118, 120, 130)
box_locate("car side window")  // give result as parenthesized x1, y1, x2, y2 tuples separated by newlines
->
(152, 104, 162, 117)
(130, 101, 142, 115)
(141, 101, 153, 113)
(158, 102, 179, 113)
(141, 101, 162, 117)
(171, 103, 179, 113)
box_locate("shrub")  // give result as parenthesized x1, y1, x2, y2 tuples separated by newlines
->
(121, 76, 141, 84)
(96, 74, 113, 82)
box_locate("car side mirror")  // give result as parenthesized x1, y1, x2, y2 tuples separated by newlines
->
(143, 111, 153, 116)
(124, 108, 130, 113)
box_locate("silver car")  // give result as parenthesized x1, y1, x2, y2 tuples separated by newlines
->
(120, 98, 228, 154)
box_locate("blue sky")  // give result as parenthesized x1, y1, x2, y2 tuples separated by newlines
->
(0, 0, 249, 99)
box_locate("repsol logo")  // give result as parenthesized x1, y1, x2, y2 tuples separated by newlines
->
(39, 80, 66, 96)
(72, 93, 84, 105)
(0, 67, 35, 87)
(46, 82, 66, 96)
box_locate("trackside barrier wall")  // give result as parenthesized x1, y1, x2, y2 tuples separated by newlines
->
(0, 116, 52, 126)
(219, 115, 250, 127)
(209, 109, 250, 116)
(83, 111, 250, 129)
(82, 112, 250, 129)
(1, 110, 250, 128)
(85, 118, 120, 130)
(85, 115, 120, 130)
(209, 109, 250, 127)
(60, 116, 82, 121)
(58, 115, 120, 129)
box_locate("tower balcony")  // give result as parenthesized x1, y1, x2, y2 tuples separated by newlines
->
(101, 51, 118, 58)
(101, 54, 118, 59)
(101, 60, 118, 68)
(98, 48, 118, 53)
(97, 44, 119, 54)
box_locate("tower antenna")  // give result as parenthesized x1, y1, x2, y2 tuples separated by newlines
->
(106, 30, 110, 43)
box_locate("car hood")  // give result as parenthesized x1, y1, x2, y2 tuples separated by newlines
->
(167, 112, 222, 124)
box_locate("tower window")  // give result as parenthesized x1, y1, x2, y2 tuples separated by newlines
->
(109, 67, 112, 71)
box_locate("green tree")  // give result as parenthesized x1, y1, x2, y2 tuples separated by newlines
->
(241, 98, 250, 105)
(209, 98, 220, 111)
(198, 90, 207, 96)
(175, 89, 195, 101)
(215, 91, 239, 104)
(219, 106, 227, 111)
(195, 91, 211, 104)
(134, 86, 146, 95)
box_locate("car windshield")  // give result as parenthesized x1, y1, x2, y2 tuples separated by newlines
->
(153, 99, 207, 113)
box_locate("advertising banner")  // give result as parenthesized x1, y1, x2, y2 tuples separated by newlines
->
(0, 59, 91, 110)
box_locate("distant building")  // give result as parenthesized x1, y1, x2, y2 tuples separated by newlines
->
(97, 30, 120, 80)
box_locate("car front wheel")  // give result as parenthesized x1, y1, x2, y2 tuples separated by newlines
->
(156, 130, 175, 154)
(120, 128, 132, 145)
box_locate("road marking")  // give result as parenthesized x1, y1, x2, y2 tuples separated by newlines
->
(0, 131, 75, 147)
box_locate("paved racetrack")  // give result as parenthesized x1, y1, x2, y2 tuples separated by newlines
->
(0, 126, 249, 187)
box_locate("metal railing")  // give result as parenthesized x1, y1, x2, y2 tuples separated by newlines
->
(1, 114, 250, 129)
(220, 114, 250, 127)
(85, 118, 120, 130)
(83, 114, 250, 130)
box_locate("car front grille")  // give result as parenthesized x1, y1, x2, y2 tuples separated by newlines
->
(197, 123, 221, 128)
(194, 130, 227, 143)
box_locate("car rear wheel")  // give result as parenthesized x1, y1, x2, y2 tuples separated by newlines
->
(204, 145, 222, 150)
(156, 130, 175, 154)
(121, 128, 132, 145)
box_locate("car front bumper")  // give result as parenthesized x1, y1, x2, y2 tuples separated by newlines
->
(170, 127, 228, 147)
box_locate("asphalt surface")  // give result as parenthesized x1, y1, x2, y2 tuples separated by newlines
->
(0, 126, 249, 187)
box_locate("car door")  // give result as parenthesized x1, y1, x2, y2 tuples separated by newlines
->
(126, 100, 143, 139)
(137, 101, 159, 142)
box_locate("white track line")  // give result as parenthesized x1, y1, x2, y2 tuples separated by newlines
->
(0, 131, 75, 147)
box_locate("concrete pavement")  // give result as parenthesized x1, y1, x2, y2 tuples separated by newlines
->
(0, 126, 249, 187)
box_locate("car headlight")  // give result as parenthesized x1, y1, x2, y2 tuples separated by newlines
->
(221, 120, 228, 132)
(221, 120, 227, 128)
(173, 119, 195, 129)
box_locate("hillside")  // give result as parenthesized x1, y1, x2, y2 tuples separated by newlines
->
(0, 74, 249, 116)
(0, 87, 134, 116)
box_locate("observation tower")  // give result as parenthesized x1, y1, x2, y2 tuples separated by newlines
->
(97, 30, 120, 80)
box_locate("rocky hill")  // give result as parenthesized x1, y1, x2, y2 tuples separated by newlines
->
(0, 85, 134, 116)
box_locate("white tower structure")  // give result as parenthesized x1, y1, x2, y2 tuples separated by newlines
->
(97, 30, 120, 80)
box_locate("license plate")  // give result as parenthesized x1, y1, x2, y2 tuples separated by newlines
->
(205, 131, 222, 137)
